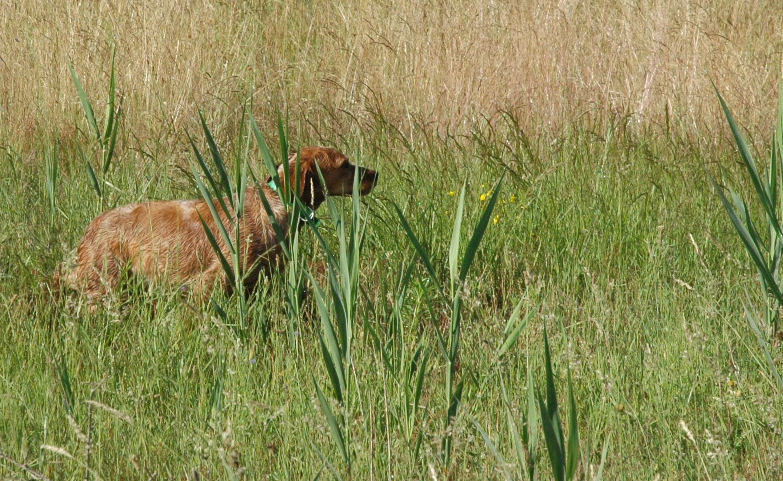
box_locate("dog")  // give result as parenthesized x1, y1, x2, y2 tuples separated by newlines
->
(61, 147, 378, 306)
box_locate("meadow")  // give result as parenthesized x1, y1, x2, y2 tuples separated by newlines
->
(1, 0, 783, 479)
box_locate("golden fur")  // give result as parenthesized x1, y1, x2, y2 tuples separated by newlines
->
(61, 147, 377, 304)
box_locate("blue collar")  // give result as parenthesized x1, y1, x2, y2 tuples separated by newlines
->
(268, 179, 321, 228)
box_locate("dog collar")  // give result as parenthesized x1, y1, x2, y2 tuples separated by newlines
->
(268, 179, 321, 228)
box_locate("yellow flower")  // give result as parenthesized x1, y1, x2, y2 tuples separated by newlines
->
(448, 190, 456, 197)
(480, 193, 488, 202)
(510, 194, 517, 203)
(493, 215, 500, 224)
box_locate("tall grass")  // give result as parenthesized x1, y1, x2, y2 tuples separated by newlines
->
(3, 1, 782, 151)
(307, 168, 369, 476)
(68, 50, 121, 202)
(470, 325, 609, 481)
(713, 86, 783, 390)
(2, 114, 781, 478)
(395, 176, 504, 468)
(2, 12, 783, 476)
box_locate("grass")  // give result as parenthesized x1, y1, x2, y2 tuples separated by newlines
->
(2, 0, 783, 478)
(2, 1, 782, 150)
(0, 108, 781, 478)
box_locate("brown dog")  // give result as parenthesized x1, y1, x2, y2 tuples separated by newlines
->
(61, 147, 377, 305)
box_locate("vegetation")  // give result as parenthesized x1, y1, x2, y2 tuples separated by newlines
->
(1, 0, 783, 479)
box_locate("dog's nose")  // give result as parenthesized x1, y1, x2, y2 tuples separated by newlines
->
(360, 169, 378, 194)
(364, 170, 378, 185)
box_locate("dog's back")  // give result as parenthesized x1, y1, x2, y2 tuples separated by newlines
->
(63, 185, 288, 302)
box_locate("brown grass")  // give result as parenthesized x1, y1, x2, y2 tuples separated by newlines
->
(1, 0, 782, 151)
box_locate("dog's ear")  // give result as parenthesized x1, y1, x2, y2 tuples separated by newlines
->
(277, 152, 324, 209)
(276, 152, 304, 195)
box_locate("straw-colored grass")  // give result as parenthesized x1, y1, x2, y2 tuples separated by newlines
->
(2, 0, 782, 150)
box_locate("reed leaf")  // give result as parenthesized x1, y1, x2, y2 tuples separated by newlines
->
(713, 179, 783, 306)
(468, 413, 513, 481)
(188, 132, 233, 225)
(313, 379, 349, 466)
(448, 182, 466, 291)
(393, 203, 445, 299)
(460, 175, 504, 281)
(199, 112, 234, 206)
(67, 63, 99, 142)
(565, 370, 579, 481)
(497, 298, 530, 359)
(716, 87, 781, 236)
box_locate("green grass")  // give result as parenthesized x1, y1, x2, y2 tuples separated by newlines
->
(0, 113, 782, 479)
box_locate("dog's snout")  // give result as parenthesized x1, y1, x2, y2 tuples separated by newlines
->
(359, 169, 378, 195)
(364, 169, 378, 185)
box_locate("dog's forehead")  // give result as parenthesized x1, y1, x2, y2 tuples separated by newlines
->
(312, 148, 348, 166)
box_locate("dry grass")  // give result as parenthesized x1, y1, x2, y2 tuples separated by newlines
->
(1, 0, 782, 150)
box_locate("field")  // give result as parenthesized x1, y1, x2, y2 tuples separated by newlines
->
(2, 0, 783, 479)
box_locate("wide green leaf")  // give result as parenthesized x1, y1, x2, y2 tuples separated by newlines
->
(189, 132, 233, 225)
(565, 371, 579, 480)
(313, 379, 349, 466)
(713, 179, 783, 306)
(393, 202, 445, 299)
(199, 112, 234, 206)
(716, 87, 782, 236)
(460, 175, 504, 281)
(67, 63, 99, 142)
(448, 182, 466, 289)
(497, 298, 530, 359)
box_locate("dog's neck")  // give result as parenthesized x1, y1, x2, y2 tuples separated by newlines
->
(266, 178, 321, 228)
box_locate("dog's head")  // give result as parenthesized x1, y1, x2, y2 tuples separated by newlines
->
(276, 147, 378, 210)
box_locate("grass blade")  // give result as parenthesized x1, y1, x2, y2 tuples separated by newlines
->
(67, 63, 99, 142)
(84, 156, 101, 198)
(500, 378, 529, 477)
(744, 298, 783, 391)
(393, 203, 445, 299)
(250, 174, 291, 258)
(54, 356, 75, 417)
(736, 193, 767, 253)
(716, 87, 782, 236)
(309, 441, 344, 481)
(594, 435, 610, 481)
(249, 116, 280, 186)
(468, 413, 513, 481)
(102, 48, 116, 144)
(313, 378, 349, 466)
(565, 371, 579, 480)
(277, 115, 289, 178)
(526, 357, 538, 476)
(103, 110, 120, 175)
(189, 132, 233, 224)
(713, 179, 783, 306)
(199, 112, 234, 205)
(460, 175, 504, 281)
(310, 273, 346, 401)
(448, 182, 466, 288)
(537, 393, 564, 481)
(194, 180, 234, 253)
(197, 213, 234, 287)
(412, 348, 429, 418)
(542, 326, 563, 446)
(497, 298, 530, 359)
